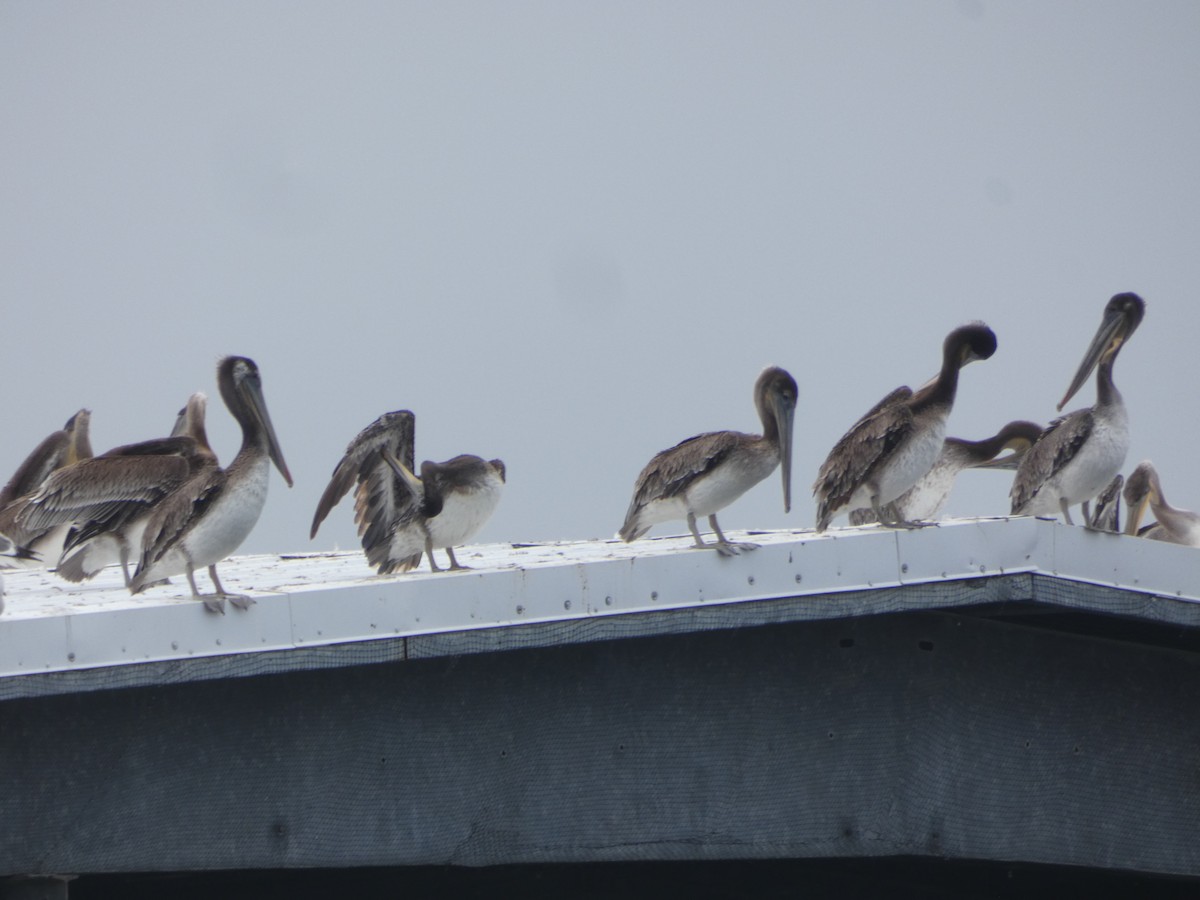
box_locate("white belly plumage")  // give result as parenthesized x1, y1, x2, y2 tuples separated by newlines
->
(843, 418, 946, 514)
(427, 475, 504, 549)
(634, 445, 779, 531)
(1020, 411, 1128, 517)
(140, 458, 270, 581)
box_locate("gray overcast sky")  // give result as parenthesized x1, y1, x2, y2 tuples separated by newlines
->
(2, 1, 1199, 558)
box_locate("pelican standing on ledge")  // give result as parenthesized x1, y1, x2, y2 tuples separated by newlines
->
(1123, 460, 1200, 546)
(619, 366, 797, 556)
(130, 356, 293, 612)
(378, 451, 506, 572)
(1009, 292, 1144, 526)
(849, 419, 1041, 525)
(814, 323, 997, 532)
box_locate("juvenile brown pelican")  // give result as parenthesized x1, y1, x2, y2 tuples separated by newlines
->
(619, 366, 797, 556)
(849, 420, 1041, 525)
(1009, 293, 1144, 525)
(309, 410, 416, 546)
(49, 393, 218, 586)
(376, 451, 507, 572)
(1123, 460, 1200, 546)
(0, 532, 39, 615)
(814, 323, 997, 532)
(129, 357, 293, 612)
(0, 409, 93, 561)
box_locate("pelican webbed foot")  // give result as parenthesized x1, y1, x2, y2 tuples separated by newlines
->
(444, 547, 471, 570)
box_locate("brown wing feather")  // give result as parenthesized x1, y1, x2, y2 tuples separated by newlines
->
(621, 431, 748, 539)
(16, 453, 194, 533)
(1010, 410, 1093, 514)
(311, 411, 415, 539)
(355, 455, 424, 573)
(813, 400, 916, 529)
(135, 468, 226, 575)
(0, 432, 70, 509)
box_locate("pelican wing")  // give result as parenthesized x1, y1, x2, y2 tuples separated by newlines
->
(17, 452, 194, 534)
(851, 386, 912, 430)
(0, 432, 70, 509)
(813, 400, 916, 522)
(355, 455, 424, 573)
(311, 411, 416, 539)
(136, 468, 227, 573)
(1010, 410, 1093, 514)
(627, 430, 747, 511)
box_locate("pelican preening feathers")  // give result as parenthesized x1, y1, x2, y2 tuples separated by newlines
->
(814, 323, 997, 532)
(619, 366, 797, 556)
(848, 419, 1042, 526)
(311, 410, 505, 575)
(376, 452, 507, 573)
(1123, 461, 1200, 546)
(1007, 292, 1144, 526)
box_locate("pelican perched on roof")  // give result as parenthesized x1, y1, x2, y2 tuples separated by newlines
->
(48, 393, 218, 586)
(619, 366, 797, 556)
(1009, 292, 1144, 526)
(375, 451, 506, 572)
(0, 532, 39, 616)
(1123, 460, 1200, 546)
(314, 411, 504, 574)
(849, 419, 1041, 525)
(0, 409, 93, 562)
(814, 323, 997, 532)
(129, 356, 293, 613)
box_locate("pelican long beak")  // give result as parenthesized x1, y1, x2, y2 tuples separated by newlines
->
(1123, 492, 1149, 536)
(774, 394, 795, 513)
(1058, 305, 1128, 412)
(245, 377, 293, 487)
(381, 448, 424, 496)
(971, 449, 1027, 471)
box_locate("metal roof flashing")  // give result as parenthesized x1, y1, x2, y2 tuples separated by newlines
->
(1, 517, 1197, 699)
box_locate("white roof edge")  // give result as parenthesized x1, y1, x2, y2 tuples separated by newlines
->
(0, 517, 1196, 684)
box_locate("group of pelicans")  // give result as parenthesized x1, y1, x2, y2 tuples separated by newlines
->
(618, 290, 1196, 553)
(0, 291, 1193, 617)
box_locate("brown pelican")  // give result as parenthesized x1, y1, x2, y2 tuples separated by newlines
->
(814, 323, 997, 532)
(376, 451, 507, 572)
(849, 420, 1041, 525)
(309, 410, 416, 549)
(0, 532, 39, 616)
(0, 409, 93, 562)
(619, 366, 797, 556)
(129, 356, 293, 612)
(1009, 293, 1144, 526)
(50, 393, 218, 586)
(1123, 460, 1200, 546)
